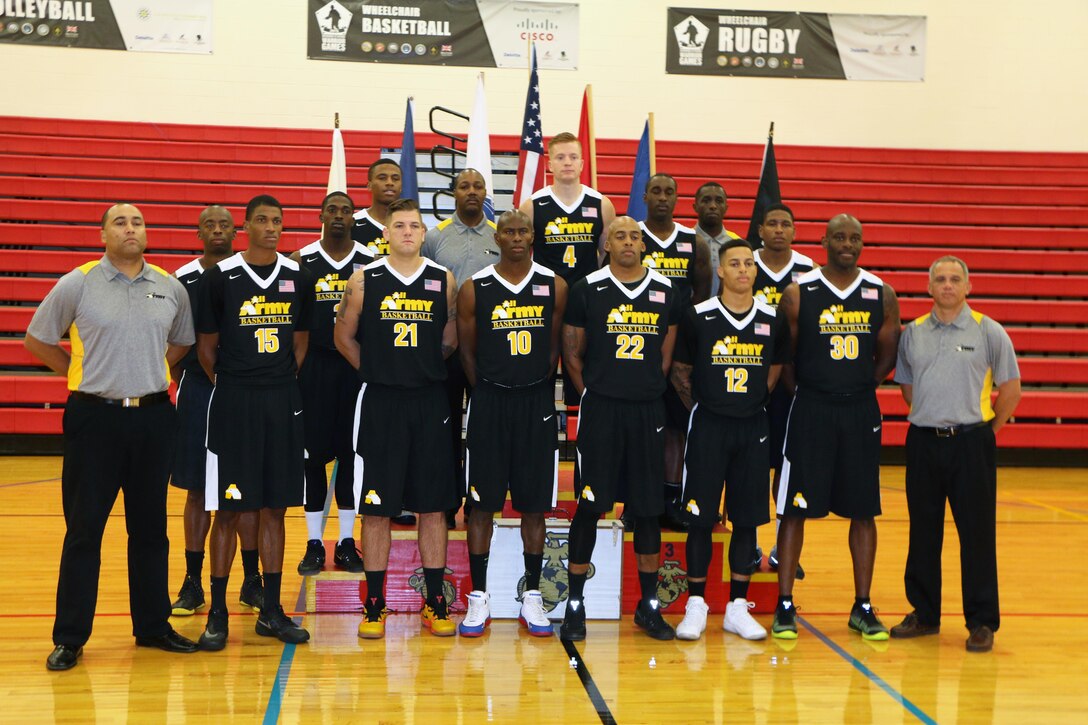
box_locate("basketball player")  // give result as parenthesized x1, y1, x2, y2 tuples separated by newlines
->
(351, 158, 402, 256)
(334, 198, 459, 639)
(290, 192, 374, 576)
(751, 202, 814, 578)
(455, 209, 568, 638)
(670, 238, 789, 641)
(196, 195, 313, 649)
(559, 216, 680, 642)
(170, 206, 263, 616)
(640, 172, 712, 532)
(771, 214, 901, 641)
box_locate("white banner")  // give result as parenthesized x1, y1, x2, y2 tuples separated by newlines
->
(478, 0, 578, 70)
(828, 13, 925, 82)
(112, 0, 212, 54)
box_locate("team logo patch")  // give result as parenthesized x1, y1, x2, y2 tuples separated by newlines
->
(225, 484, 242, 500)
(516, 531, 596, 612)
(364, 489, 382, 505)
(793, 492, 808, 509)
(685, 499, 701, 517)
(469, 485, 481, 502)
(580, 486, 595, 502)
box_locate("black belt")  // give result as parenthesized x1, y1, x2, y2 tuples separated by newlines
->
(70, 391, 170, 408)
(913, 421, 990, 438)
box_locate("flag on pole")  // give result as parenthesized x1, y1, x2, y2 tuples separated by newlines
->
(746, 124, 782, 249)
(626, 120, 652, 221)
(514, 45, 545, 207)
(326, 115, 347, 195)
(466, 73, 495, 220)
(400, 97, 419, 203)
(577, 85, 596, 188)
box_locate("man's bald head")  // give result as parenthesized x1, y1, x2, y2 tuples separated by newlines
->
(825, 213, 861, 237)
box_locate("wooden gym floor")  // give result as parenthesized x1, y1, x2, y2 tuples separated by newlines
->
(0, 457, 1085, 724)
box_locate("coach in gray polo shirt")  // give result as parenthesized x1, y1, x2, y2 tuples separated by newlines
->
(890, 255, 1020, 653)
(25, 203, 199, 671)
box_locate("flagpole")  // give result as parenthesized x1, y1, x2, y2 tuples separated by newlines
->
(769, 121, 774, 138)
(648, 112, 656, 176)
(334, 112, 340, 129)
(586, 84, 597, 189)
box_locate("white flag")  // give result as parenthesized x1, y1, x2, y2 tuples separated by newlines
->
(327, 127, 347, 195)
(466, 73, 495, 220)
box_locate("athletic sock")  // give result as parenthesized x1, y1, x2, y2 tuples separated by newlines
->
(305, 511, 324, 541)
(263, 572, 282, 612)
(663, 481, 681, 502)
(240, 549, 260, 578)
(364, 570, 386, 609)
(338, 509, 356, 542)
(423, 567, 446, 605)
(730, 578, 750, 602)
(210, 575, 228, 612)
(568, 571, 587, 602)
(468, 552, 489, 592)
(523, 552, 544, 591)
(638, 570, 659, 604)
(185, 550, 205, 581)
(689, 580, 707, 599)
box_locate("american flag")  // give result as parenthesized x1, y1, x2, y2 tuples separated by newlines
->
(513, 45, 545, 207)
(755, 322, 770, 336)
(532, 284, 549, 297)
(862, 287, 878, 300)
(425, 278, 442, 292)
(649, 290, 666, 304)
(677, 242, 692, 253)
(278, 279, 294, 293)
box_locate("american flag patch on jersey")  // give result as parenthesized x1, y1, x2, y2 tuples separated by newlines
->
(353, 263, 364, 271)
(581, 207, 598, 218)
(677, 242, 692, 253)
(649, 290, 666, 304)
(862, 287, 878, 300)
(755, 322, 770, 336)
(533, 284, 549, 297)
(425, 279, 442, 292)
(278, 280, 295, 293)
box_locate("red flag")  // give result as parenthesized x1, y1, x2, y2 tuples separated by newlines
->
(577, 86, 596, 188)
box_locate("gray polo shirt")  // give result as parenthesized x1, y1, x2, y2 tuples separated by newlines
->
(894, 304, 1019, 427)
(27, 255, 194, 398)
(693, 223, 743, 297)
(422, 213, 499, 288)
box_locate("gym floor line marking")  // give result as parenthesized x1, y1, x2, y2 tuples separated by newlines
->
(263, 628, 300, 725)
(1016, 496, 1088, 522)
(562, 638, 618, 725)
(799, 615, 937, 725)
(0, 477, 61, 488)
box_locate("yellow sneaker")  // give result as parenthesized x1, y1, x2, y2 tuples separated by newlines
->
(358, 605, 389, 639)
(422, 598, 456, 637)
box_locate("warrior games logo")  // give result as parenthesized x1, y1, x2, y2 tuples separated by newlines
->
(315, 0, 351, 52)
(673, 14, 708, 66)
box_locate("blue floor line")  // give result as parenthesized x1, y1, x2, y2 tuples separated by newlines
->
(799, 615, 938, 725)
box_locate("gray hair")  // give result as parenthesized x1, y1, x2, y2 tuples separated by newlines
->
(928, 255, 969, 283)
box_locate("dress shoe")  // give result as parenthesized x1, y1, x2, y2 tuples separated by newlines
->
(890, 612, 940, 639)
(46, 644, 83, 671)
(135, 628, 199, 653)
(966, 625, 994, 653)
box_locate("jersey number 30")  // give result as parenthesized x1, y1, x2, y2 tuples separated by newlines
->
(829, 334, 859, 360)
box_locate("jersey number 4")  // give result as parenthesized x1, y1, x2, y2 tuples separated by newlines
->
(254, 327, 280, 353)
(562, 245, 577, 268)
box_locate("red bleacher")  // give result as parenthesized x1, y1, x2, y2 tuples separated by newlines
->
(1, 115, 1085, 450)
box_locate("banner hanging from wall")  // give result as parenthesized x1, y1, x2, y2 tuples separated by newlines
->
(666, 8, 925, 81)
(308, 0, 579, 70)
(0, 0, 213, 53)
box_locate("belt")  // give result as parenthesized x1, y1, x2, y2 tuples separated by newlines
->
(70, 391, 170, 408)
(913, 421, 990, 438)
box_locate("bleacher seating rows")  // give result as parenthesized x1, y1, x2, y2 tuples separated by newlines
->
(1, 115, 1085, 449)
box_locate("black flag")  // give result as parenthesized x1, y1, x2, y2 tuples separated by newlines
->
(746, 127, 781, 249)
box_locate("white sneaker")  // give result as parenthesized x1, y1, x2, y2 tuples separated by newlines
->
(458, 590, 491, 637)
(676, 596, 709, 640)
(723, 598, 767, 640)
(518, 590, 554, 637)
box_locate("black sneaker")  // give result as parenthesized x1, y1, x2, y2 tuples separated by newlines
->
(297, 539, 326, 576)
(198, 609, 229, 651)
(239, 573, 264, 612)
(771, 600, 798, 640)
(334, 538, 365, 573)
(768, 547, 805, 580)
(393, 510, 417, 526)
(256, 605, 310, 644)
(634, 599, 676, 640)
(749, 546, 764, 575)
(659, 499, 689, 532)
(171, 575, 205, 616)
(559, 598, 587, 641)
(848, 602, 889, 641)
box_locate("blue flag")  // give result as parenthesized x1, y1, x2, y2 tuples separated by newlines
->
(400, 97, 419, 203)
(626, 121, 651, 221)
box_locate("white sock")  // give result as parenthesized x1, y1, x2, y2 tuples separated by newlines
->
(338, 509, 357, 541)
(305, 511, 324, 541)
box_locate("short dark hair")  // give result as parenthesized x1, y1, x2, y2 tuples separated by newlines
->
(368, 158, 401, 181)
(496, 209, 531, 231)
(386, 198, 421, 219)
(644, 173, 676, 193)
(694, 182, 725, 200)
(762, 202, 794, 223)
(101, 202, 136, 228)
(717, 237, 753, 260)
(321, 191, 354, 211)
(245, 195, 283, 221)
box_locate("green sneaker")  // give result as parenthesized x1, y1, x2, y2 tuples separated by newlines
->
(849, 602, 889, 641)
(771, 601, 798, 640)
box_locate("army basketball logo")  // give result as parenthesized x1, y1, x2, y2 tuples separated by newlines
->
(515, 531, 595, 612)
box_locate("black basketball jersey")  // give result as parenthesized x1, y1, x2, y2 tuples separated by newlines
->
(753, 249, 815, 309)
(471, 262, 556, 387)
(356, 257, 449, 388)
(675, 297, 789, 417)
(564, 267, 678, 401)
(794, 268, 885, 395)
(640, 221, 699, 307)
(530, 185, 604, 286)
(175, 257, 209, 377)
(351, 209, 389, 257)
(197, 254, 313, 386)
(297, 239, 376, 352)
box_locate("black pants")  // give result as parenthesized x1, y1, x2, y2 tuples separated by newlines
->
(904, 423, 999, 632)
(53, 395, 177, 647)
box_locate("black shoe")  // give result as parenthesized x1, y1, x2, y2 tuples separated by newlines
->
(659, 500, 688, 532)
(749, 546, 764, 575)
(393, 510, 417, 526)
(634, 599, 676, 641)
(198, 609, 229, 651)
(239, 573, 264, 611)
(171, 575, 206, 616)
(256, 605, 310, 645)
(297, 539, 326, 576)
(768, 547, 805, 581)
(559, 599, 587, 641)
(445, 510, 457, 530)
(46, 644, 83, 671)
(334, 538, 365, 573)
(135, 628, 199, 653)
